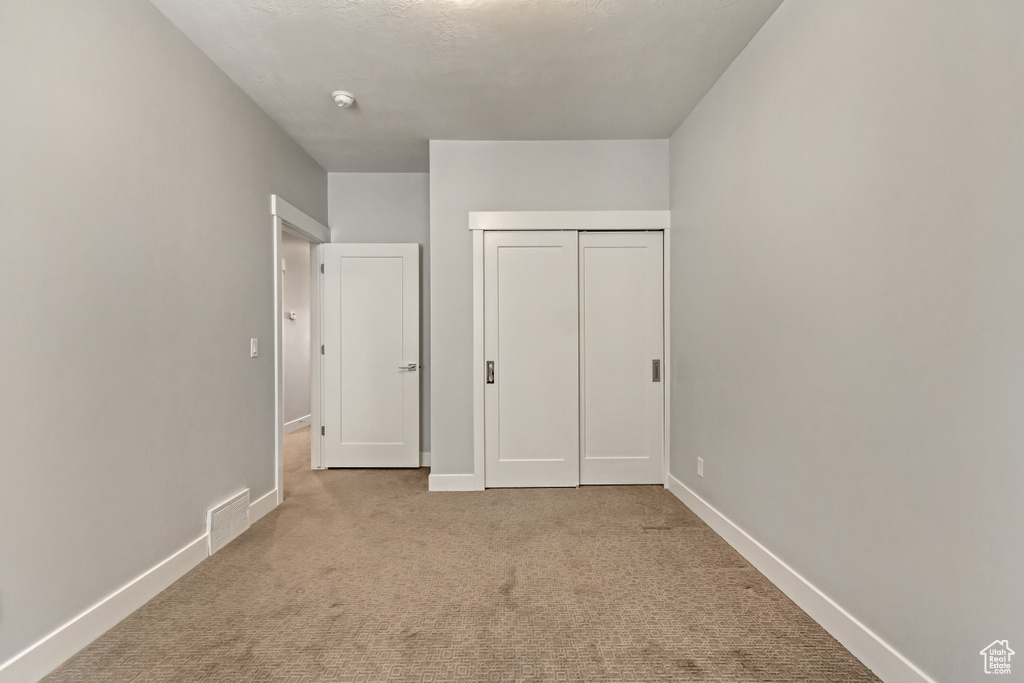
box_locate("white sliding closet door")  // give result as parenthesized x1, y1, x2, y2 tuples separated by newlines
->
(579, 232, 664, 484)
(484, 231, 579, 488)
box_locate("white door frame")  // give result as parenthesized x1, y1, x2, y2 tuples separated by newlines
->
(271, 195, 330, 505)
(462, 210, 672, 492)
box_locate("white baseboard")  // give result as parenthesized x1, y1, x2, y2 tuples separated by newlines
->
(0, 488, 280, 683)
(664, 473, 935, 683)
(283, 415, 311, 434)
(420, 451, 431, 467)
(248, 488, 278, 525)
(0, 534, 208, 683)
(428, 472, 478, 491)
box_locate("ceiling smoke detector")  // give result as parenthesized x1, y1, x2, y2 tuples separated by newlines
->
(331, 90, 355, 108)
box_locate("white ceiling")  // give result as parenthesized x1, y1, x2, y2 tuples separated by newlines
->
(149, 0, 782, 171)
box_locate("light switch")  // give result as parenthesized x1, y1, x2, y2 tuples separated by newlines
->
(250, 338, 259, 358)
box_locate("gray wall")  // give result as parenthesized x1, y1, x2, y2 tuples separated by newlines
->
(328, 173, 431, 452)
(281, 232, 312, 426)
(0, 0, 326, 666)
(429, 140, 670, 475)
(668, 2, 1024, 680)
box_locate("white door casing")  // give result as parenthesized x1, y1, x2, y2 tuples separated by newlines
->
(323, 243, 419, 468)
(578, 232, 664, 484)
(484, 231, 580, 488)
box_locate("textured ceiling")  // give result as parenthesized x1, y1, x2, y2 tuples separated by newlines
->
(149, 0, 782, 171)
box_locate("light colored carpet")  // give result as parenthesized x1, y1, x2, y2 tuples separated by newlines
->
(47, 428, 879, 682)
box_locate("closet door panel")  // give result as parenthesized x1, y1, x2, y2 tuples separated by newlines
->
(484, 231, 579, 488)
(579, 232, 664, 484)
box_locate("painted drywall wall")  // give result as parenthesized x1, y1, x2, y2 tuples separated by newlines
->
(0, 0, 326, 669)
(668, 2, 1024, 681)
(430, 140, 670, 475)
(281, 232, 312, 427)
(328, 173, 431, 453)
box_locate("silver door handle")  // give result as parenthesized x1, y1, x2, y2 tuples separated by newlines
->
(399, 363, 417, 371)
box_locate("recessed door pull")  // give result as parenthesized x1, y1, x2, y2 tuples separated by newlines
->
(486, 361, 495, 384)
(652, 359, 661, 382)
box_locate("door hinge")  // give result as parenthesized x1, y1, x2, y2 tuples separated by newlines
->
(321, 426, 325, 436)
(321, 345, 325, 355)
(320, 263, 324, 274)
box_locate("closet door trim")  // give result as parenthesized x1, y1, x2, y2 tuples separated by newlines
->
(469, 210, 669, 232)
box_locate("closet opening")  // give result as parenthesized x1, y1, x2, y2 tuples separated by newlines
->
(467, 210, 672, 491)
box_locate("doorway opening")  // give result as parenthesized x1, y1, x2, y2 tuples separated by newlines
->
(280, 232, 312, 497)
(271, 195, 330, 504)
(281, 231, 312, 437)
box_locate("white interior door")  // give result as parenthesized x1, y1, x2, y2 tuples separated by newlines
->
(323, 243, 419, 468)
(484, 231, 579, 488)
(579, 232, 664, 484)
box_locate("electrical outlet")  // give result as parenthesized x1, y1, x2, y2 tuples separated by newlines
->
(697, 457, 704, 478)
(250, 338, 259, 358)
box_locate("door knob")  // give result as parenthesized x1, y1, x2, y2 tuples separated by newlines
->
(399, 363, 418, 371)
